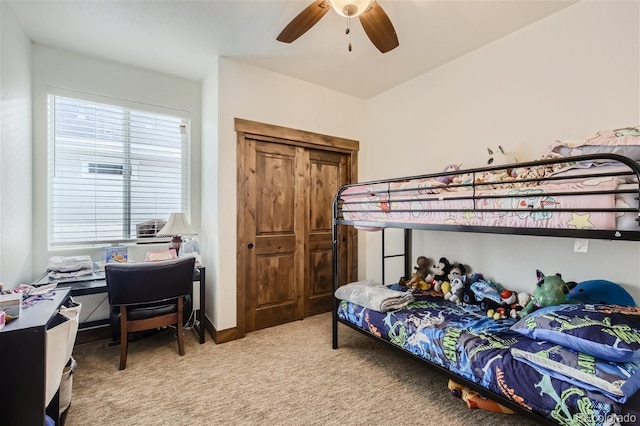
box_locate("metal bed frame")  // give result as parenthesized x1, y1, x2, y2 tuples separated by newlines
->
(331, 153, 640, 425)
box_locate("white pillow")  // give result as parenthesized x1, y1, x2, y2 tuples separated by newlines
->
(550, 125, 640, 160)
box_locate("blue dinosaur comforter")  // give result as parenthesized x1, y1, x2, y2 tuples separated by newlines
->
(337, 290, 638, 426)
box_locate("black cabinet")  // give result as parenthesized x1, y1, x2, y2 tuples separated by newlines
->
(0, 288, 70, 425)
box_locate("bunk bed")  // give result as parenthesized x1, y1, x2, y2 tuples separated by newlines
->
(331, 140, 640, 426)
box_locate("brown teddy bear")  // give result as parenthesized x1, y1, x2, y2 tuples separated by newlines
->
(404, 256, 433, 290)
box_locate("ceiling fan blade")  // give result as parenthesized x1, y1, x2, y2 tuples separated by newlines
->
(277, 0, 331, 43)
(359, 1, 399, 53)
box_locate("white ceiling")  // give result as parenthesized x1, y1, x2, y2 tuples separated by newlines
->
(8, 0, 576, 99)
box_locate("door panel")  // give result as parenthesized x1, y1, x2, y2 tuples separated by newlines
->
(244, 141, 305, 332)
(306, 150, 349, 316)
(254, 252, 297, 329)
(309, 241, 332, 305)
(255, 152, 295, 233)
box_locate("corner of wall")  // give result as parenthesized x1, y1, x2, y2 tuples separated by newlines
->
(0, 2, 34, 288)
(200, 59, 221, 329)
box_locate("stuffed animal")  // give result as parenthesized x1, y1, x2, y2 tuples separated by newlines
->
(444, 275, 465, 304)
(447, 263, 466, 281)
(405, 256, 434, 290)
(467, 275, 506, 312)
(486, 307, 508, 320)
(519, 270, 577, 317)
(500, 290, 516, 305)
(406, 274, 431, 290)
(439, 280, 451, 296)
(451, 172, 474, 187)
(434, 262, 463, 294)
(462, 273, 484, 305)
(486, 145, 516, 167)
(507, 292, 532, 318)
(487, 290, 517, 320)
(436, 164, 461, 185)
(447, 380, 515, 414)
(517, 292, 532, 308)
(567, 279, 637, 306)
(476, 146, 519, 187)
(432, 257, 451, 286)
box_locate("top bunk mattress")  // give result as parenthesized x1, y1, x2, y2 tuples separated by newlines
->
(336, 153, 640, 237)
(340, 179, 637, 231)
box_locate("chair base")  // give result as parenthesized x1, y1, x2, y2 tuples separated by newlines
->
(118, 297, 185, 370)
(107, 328, 166, 347)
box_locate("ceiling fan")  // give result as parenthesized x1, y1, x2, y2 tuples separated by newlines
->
(277, 0, 399, 53)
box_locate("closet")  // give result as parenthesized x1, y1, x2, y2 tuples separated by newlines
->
(235, 118, 358, 336)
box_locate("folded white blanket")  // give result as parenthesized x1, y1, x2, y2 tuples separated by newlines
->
(48, 268, 95, 280)
(334, 280, 414, 312)
(47, 255, 94, 273)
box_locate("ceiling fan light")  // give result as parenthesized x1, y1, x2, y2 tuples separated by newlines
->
(328, 0, 374, 18)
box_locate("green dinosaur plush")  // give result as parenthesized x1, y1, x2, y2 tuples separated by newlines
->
(519, 270, 578, 317)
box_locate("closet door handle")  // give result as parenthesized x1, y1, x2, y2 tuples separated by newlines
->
(247, 243, 254, 249)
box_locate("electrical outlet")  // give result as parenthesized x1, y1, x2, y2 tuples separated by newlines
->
(574, 239, 589, 253)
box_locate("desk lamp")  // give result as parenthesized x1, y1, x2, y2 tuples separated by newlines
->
(157, 213, 197, 256)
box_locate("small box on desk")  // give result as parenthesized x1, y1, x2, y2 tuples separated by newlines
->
(104, 246, 128, 263)
(0, 293, 22, 321)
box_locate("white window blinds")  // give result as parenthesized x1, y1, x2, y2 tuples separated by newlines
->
(48, 89, 190, 247)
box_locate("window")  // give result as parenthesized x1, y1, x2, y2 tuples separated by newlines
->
(48, 88, 190, 247)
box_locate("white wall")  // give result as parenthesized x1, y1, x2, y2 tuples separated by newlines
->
(200, 57, 219, 330)
(0, 2, 33, 289)
(364, 1, 640, 301)
(31, 45, 202, 271)
(206, 58, 365, 330)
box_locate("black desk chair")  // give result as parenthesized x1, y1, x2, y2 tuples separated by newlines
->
(105, 257, 196, 370)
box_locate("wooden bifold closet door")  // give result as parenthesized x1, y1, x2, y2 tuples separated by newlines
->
(236, 119, 358, 336)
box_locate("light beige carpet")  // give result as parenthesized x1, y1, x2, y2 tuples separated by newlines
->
(65, 313, 541, 426)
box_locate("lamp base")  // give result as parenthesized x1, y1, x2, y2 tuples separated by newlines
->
(169, 236, 183, 256)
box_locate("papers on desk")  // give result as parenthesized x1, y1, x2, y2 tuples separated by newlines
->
(145, 249, 177, 262)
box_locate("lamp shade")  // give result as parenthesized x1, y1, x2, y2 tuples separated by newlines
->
(157, 213, 197, 237)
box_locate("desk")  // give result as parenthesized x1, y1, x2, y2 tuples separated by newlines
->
(34, 267, 206, 344)
(0, 288, 70, 425)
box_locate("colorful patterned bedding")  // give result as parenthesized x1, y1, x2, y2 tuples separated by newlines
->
(340, 176, 639, 231)
(336, 292, 639, 425)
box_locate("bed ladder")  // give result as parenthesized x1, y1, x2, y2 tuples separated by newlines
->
(381, 229, 412, 285)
